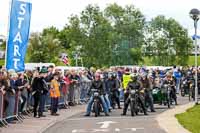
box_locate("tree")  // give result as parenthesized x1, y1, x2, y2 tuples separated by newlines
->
(144, 16, 192, 66)
(59, 15, 87, 66)
(129, 48, 143, 65)
(80, 5, 116, 67)
(105, 3, 145, 65)
(27, 27, 64, 64)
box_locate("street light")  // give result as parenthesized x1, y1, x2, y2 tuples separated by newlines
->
(189, 8, 200, 105)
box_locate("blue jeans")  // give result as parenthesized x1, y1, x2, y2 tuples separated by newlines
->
(51, 97, 58, 113)
(80, 83, 88, 102)
(176, 79, 180, 93)
(104, 94, 111, 109)
(86, 95, 108, 115)
(39, 94, 46, 114)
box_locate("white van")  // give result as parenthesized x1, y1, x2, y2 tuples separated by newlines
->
(25, 63, 55, 70)
(55, 66, 86, 76)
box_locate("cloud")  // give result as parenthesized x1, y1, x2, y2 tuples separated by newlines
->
(0, 0, 200, 36)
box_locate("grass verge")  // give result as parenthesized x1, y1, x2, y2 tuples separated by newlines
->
(176, 105, 200, 133)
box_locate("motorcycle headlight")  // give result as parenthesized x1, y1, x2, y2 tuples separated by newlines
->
(164, 84, 168, 88)
(94, 92, 99, 96)
(131, 90, 136, 94)
(152, 89, 157, 94)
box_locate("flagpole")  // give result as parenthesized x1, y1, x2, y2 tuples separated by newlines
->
(5, 0, 13, 69)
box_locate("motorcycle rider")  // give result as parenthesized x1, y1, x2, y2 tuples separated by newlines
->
(163, 72, 177, 105)
(85, 72, 109, 116)
(121, 73, 148, 116)
(106, 72, 121, 109)
(101, 70, 112, 112)
(140, 72, 156, 112)
(122, 68, 131, 102)
(113, 72, 122, 109)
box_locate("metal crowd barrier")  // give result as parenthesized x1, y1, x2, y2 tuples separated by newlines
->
(0, 90, 8, 127)
(0, 80, 92, 127)
(45, 81, 91, 107)
(5, 91, 23, 123)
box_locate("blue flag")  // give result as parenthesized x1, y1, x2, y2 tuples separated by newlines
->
(6, 0, 32, 72)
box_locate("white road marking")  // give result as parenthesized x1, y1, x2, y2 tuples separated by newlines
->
(72, 130, 77, 133)
(91, 129, 109, 132)
(97, 121, 117, 129)
(72, 129, 87, 133)
(125, 128, 144, 132)
(115, 128, 120, 132)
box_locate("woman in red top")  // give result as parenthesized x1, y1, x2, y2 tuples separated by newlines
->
(62, 71, 71, 108)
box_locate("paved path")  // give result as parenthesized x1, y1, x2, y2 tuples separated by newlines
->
(44, 96, 190, 133)
(157, 101, 194, 133)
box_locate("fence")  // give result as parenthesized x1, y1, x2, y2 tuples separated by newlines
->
(0, 90, 8, 127)
(0, 81, 91, 127)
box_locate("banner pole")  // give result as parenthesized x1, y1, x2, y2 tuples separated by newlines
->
(5, 0, 13, 70)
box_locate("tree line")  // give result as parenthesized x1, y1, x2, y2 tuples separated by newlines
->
(26, 3, 193, 67)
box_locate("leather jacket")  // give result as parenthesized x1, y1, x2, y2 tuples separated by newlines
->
(88, 80, 105, 96)
(126, 81, 142, 92)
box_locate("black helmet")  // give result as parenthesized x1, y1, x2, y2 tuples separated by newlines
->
(130, 73, 138, 81)
(112, 72, 117, 78)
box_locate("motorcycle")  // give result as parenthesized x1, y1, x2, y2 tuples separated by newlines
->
(162, 84, 172, 108)
(129, 89, 143, 116)
(91, 89, 102, 117)
(181, 79, 189, 97)
(189, 81, 195, 101)
(110, 89, 120, 109)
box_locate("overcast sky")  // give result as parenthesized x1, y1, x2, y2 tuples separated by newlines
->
(0, 0, 200, 37)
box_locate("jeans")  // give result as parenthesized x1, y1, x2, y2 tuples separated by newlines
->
(104, 94, 111, 109)
(145, 91, 155, 111)
(74, 84, 81, 104)
(39, 94, 46, 114)
(176, 79, 180, 93)
(80, 89, 87, 102)
(80, 83, 88, 102)
(69, 85, 75, 104)
(86, 95, 108, 115)
(51, 97, 59, 113)
(19, 94, 27, 113)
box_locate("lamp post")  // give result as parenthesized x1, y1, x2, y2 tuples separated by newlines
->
(190, 8, 200, 105)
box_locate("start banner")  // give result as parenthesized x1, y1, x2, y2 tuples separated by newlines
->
(6, 0, 32, 72)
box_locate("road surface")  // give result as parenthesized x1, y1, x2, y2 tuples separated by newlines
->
(44, 96, 189, 133)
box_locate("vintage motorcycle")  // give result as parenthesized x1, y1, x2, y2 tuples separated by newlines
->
(91, 89, 102, 117)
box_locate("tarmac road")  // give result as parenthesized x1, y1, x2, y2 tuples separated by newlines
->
(44, 95, 189, 133)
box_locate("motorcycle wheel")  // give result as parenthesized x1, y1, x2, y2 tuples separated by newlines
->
(130, 101, 135, 117)
(94, 101, 99, 117)
(181, 88, 185, 97)
(135, 102, 139, 115)
(167, 93, 171, 108)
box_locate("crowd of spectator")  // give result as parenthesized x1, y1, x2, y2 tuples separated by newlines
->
(1, 65, 200, 125)
(0, 65, 92, 125)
